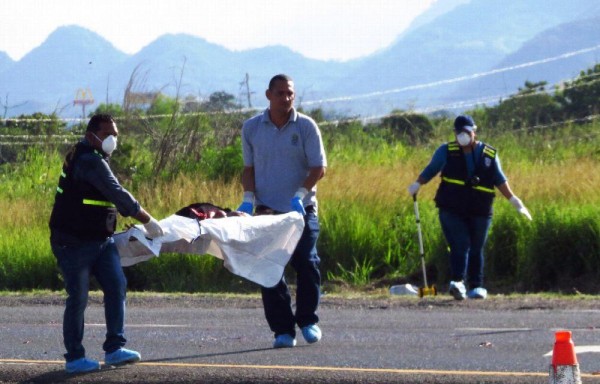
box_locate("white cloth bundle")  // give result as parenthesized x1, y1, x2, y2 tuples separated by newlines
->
(114, 212, 305, 288)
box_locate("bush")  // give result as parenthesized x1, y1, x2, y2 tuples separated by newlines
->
(381, 111, 434, 144)
(1, 106, 599, 292)
(199, 137, 244, 181)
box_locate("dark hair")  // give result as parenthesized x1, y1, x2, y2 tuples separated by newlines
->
(86, 114, 114, 133)
(268, 74, 293, 90)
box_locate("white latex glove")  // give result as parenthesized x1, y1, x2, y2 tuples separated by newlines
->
(143, 216, 165, 238)
(509, 196, 532, 221)
(408, 181, 421, 196)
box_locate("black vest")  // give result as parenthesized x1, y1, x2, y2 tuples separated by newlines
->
(434, 142, 497, 217)
(49, 142, 117, 240)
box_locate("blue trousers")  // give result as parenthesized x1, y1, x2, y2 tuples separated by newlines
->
(52, 237, 127, 362)
(438, 209, 492, 289)
(261, 210, 321, 338)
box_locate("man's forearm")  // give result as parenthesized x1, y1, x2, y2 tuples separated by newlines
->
(302, 166, 326, 190)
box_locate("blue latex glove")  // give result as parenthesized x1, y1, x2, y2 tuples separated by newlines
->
(237, 201, 254, 215)
(291, 196, 306, 215)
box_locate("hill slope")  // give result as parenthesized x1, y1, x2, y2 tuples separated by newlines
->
(323, 0, 600, 115)
(0, 26, 128, 117)
(1, 0, 600, 119)
(0, 51, 14, 74)
(454, 16, 600, 102)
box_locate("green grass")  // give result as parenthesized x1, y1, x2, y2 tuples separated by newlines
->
(1, 119, 599, 293)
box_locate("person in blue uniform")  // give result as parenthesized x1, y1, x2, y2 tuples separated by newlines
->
(49, 114, 164, 373)
(408, 115, 531, 300)
(237, 74, 327, 348)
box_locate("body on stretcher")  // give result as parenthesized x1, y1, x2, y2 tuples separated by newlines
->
(114, 204, 305, 288)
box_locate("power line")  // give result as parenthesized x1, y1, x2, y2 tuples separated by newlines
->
(1, 112, 598, 147)
(0, 44, 598, 128)
(340, 74, 600, 124)
(301, 44, 600, 106)
(2, 72, 599, 135)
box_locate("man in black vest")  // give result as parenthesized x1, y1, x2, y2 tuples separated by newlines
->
(407, 115, 531, 300)
(49, 114, 164, 373)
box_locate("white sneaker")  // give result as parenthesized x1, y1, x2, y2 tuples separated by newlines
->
(273, 334, 296, 348)
(449, 281, 466, 300)
(301, 324, 322, 344)
(467, 287, 488, 299)
(65, 357, 100, 373)
(105, 348, 141, 366)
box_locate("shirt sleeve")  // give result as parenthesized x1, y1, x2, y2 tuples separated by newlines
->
(493, 152, 508, 186)
(303, 119, 327, 168)
(74, 154, 141, 217)
(419, 144, 447, 182)
(241, 120, 254, 167)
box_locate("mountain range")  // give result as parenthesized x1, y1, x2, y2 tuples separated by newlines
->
(1, 0, 599, 119)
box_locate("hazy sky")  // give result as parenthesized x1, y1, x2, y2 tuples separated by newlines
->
(1, 0, 435, 61)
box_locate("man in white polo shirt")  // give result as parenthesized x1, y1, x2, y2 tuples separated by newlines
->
(237, 74, 327, 348)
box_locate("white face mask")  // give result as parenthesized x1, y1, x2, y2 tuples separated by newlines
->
(102, 135, 118, 154)
(456, 132, 472, 146)
(93, 133, 118, 155)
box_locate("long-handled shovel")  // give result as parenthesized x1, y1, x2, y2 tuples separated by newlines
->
(413, 195, 437, 297)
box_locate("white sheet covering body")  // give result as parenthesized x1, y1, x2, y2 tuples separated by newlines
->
(114, 212, 304, 288)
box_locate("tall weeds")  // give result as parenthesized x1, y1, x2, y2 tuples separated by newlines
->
(1, 119, 599, 292)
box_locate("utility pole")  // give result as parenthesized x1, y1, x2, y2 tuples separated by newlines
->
(239, 73, 254, 109)
(1, 93, 27, 122)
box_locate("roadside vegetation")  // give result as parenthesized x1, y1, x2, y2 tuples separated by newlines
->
(1, 64, 599, 294)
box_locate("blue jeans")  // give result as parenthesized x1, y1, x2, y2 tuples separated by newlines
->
(438, 209, 492, 289)
(261, 210, 321, 338)
(52, 237, 127, 362)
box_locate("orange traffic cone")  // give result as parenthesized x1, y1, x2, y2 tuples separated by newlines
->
(549, 330, 582, 384)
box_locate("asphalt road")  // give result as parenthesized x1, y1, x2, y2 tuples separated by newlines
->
(1, 293, 600, 383)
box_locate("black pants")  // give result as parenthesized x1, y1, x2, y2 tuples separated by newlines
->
(261, 209, 321, 338)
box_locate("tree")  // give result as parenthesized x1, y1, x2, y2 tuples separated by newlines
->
(481, 81, 562, 131)
(381, 110, 434, 144)
(297, 107, 325, 123)
(91, 103, 125, 118)
(558, 64, 600, 119)
(199, 91, 240, 112)
(5, 112, 66, 135)
(147, 94, 179, 117)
